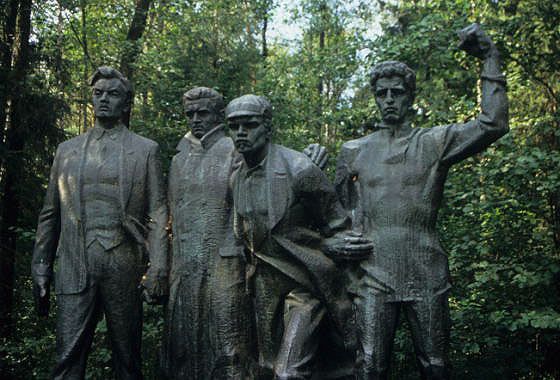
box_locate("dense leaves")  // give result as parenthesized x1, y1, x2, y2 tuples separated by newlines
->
(1, 0, 558, 379)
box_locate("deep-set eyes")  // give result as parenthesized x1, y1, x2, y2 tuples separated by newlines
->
(376, 89, 405, 97)
(186, 111, 209, 118)
(228, 123, 259, 129)
(93, 90, 121, 97)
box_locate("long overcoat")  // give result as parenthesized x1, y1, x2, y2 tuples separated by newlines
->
(162, 126, 251, 379)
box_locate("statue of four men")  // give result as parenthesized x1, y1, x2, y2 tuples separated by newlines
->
(32, 24, 508, 379)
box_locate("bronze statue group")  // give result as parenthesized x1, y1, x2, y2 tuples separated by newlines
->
(31, 24, 508, 380)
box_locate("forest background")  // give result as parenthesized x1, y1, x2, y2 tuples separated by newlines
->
(0, 0, 559, 378)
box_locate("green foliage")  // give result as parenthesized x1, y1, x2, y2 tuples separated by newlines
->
(5, 0, 560, 379)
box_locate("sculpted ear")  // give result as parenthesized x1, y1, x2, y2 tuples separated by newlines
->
(122, 93, 132, 116)
(125, 95, 133, 112)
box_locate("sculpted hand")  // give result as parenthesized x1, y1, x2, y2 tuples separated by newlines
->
(458, 23, 496, 59)
(140, 266, 168, 305)
(323, 230, 373, 262)
(33, 276, 50, 317)
(303, 143, 329, 170)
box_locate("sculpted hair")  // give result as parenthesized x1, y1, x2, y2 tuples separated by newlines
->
(183, 87, 225, 118)
(89, 66, 133, 101)
(370, 61, 416, 101)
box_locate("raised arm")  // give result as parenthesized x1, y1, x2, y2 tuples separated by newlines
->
(461, 23, 508, 131)
(438, 24, 509, 166)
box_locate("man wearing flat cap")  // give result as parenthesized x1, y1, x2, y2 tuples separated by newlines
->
(226, 94, 372, 379)
(31, 66, 168, 379)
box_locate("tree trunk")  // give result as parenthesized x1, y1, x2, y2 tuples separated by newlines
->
(0, 0, 19, 146)
(120, 0, 152, 81)
(261, 10, 268, 58)
(0, 0, 32, 339)
(80, 0, 88, 133)
(317, 28, 325, 143)
(119, 0, 152, 127)
(54, 2, 65, 91)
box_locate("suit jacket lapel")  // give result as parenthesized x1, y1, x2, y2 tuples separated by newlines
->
(266, 144, 289, 230)
(120, 129, 137, 212)
(70, 133, 90, 221)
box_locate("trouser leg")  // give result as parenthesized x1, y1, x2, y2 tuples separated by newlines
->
(404, 293, 450, 380)
(52, 286, 101, 380)
(100, 243, 144, 380)
(253, 265, 298, 380)
(274, 289, 326, 380)
(355, 292, 400, 380)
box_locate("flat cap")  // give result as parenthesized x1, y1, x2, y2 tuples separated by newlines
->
(225, 94, 271, 119)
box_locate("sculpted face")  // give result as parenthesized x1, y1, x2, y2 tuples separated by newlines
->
(92, 78, 129, 123)
(184, 99, 221, 139)
(227, 115, 270, 158)
(374, 76, 412, 125)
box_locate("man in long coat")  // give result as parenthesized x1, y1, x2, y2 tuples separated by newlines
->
(31, 66, 168, 379)
(161, 87, 252, 379)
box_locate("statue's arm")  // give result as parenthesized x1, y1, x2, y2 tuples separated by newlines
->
(166, 156, 178, 260)
(143, 143, 170, 299)
(31, 146, 61, 283)
(334, 144, 357, 211)
(31, 146, 62, 316)
(478, 38, 508, 135)
(297, 162, 372, 261)
(167, 155, 181, 230)
(439, 24, 509, 166)
(229, 157, 244, 243)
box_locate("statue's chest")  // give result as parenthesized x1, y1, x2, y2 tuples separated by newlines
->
(354, 136, 438, 191)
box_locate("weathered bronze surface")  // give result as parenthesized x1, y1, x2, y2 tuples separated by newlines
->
(161, 87, 252, 379)
(333, 24, 509, 379)
(226, 94, 372, 379)
(31, 66, 168, 380)
(30, 23, 506, 379)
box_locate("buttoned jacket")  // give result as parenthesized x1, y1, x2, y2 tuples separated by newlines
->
(31, 126, 168, 295)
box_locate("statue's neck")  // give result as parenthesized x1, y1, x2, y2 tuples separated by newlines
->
(381, 119, 413, 138)
(94, 117, 121, 130)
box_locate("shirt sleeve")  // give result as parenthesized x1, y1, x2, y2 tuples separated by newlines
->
(434, 53, 509, 167)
